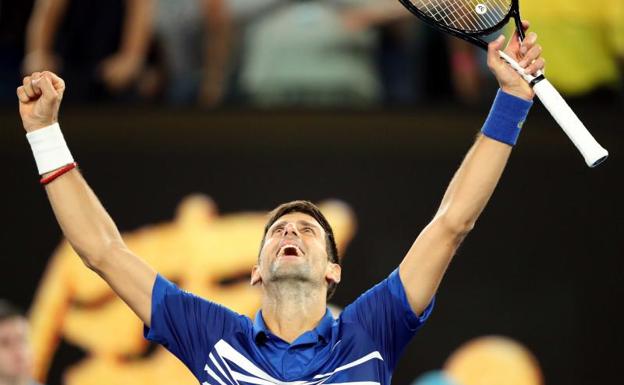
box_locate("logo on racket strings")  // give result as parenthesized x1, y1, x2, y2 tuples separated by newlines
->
(475, 4, 488, 14)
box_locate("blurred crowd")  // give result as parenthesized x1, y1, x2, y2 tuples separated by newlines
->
(0, 0, 622, 108)
(0, 300, 42, 385)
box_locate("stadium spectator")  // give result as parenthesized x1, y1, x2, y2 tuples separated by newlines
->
(340, 2, 485, 104)
(147, 0, 231, 106)
(227, 0, 385, 107)
(22, 0, 152, 101)
(0, 300, 42, 385)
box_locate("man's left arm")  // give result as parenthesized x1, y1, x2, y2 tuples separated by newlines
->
(399, 23, 545, 315)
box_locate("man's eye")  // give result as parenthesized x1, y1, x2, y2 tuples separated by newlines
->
(302, 227, 314, 233)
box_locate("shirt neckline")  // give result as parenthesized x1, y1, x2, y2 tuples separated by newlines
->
(252, 308, 334, 346)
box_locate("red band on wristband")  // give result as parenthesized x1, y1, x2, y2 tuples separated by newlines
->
(40, 162, 78, 186)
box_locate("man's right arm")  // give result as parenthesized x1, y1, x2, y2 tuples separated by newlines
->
(45, 171, 157, 325)
(17, 71, 157, 326)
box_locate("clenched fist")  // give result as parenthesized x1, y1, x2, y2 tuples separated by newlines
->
(17, 71, 66, 132)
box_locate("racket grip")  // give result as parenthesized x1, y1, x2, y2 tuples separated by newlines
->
(533, 79, 608, 167)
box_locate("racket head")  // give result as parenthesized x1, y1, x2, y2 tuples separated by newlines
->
(397, 0, 521, 50)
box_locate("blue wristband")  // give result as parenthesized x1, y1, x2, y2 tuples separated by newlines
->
(481, 89, 533, 146)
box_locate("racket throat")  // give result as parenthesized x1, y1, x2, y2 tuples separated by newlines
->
(512, 9, 525, 40)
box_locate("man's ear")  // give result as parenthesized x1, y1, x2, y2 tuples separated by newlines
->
(326, 262, 341, 285)
(250, 265, 262, 286)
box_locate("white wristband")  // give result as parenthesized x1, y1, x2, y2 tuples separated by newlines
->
(26, 123, 75, 175)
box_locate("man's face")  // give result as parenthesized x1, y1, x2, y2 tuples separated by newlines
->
(252, 212, 340, 291)
(0, 317, 32, 382)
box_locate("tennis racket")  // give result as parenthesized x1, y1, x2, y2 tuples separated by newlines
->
(397, 0, 608, 167)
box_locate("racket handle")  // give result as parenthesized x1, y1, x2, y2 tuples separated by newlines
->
(498, 50, 608, 167)
(533, 79, 608, 167)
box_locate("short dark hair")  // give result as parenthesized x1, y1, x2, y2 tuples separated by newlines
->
(261, 200, 340, 300)
(0, 299, 24, 322)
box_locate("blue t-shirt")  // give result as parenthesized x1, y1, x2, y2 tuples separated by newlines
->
(144, 269, 435, 385)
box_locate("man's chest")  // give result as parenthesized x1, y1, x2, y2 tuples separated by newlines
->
(198, 333, 387, 385)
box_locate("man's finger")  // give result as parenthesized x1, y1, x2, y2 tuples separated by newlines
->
(42, 71, 66, 94)
(16, 86, 30, 103)
(507, 20, 530, 53)
(519, 44, 542, 67)
(22, 76, 37, 98)
(519, 32, 538, 56)
(524, 31, 538, 45)
(525, 57, 545, 75)
(29, 73, 45, 97)
(38, 74, 60, 102)
(31, 78, 43, 95)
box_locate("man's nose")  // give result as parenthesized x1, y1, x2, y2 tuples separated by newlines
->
(283, 223, 298, 236)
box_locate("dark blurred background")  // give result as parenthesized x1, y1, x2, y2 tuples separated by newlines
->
(1, 0, 623, 385)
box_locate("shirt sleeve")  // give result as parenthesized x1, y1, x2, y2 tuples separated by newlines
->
(144, 274, 248, 374)
(340, 268, 435, 370)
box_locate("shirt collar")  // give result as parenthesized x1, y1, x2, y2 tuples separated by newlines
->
(253, 308, 334, 344)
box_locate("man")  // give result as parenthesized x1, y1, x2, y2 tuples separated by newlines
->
(16, 22, 544, 385)
(228, 0, 383, 107)
(23, 0, 152, 99)
(0, 300, 41, 385)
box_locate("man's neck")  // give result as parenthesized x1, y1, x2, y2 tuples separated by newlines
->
(261, 280, 327, 343)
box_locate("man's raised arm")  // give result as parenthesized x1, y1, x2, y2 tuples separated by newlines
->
(399, 23, 545, 315)
(17, 71, 157, 326)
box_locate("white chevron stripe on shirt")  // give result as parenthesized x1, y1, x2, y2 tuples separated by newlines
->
(209, 340, 383, 385)
(210, 353, 236, 385)
(312, 352, 383, 379)
(205, 364, 230, 385)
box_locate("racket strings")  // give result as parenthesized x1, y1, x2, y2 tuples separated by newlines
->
(410, 0, 511, 32)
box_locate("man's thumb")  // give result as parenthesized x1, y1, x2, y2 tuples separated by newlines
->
(487, 35, 505, 69)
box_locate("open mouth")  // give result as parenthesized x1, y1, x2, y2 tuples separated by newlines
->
(278, 245, 303, 257)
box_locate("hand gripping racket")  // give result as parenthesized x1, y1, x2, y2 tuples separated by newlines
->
(397, 0, 608, 167)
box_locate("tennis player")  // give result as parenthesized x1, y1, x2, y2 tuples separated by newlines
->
(17, 23, 544, 385)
